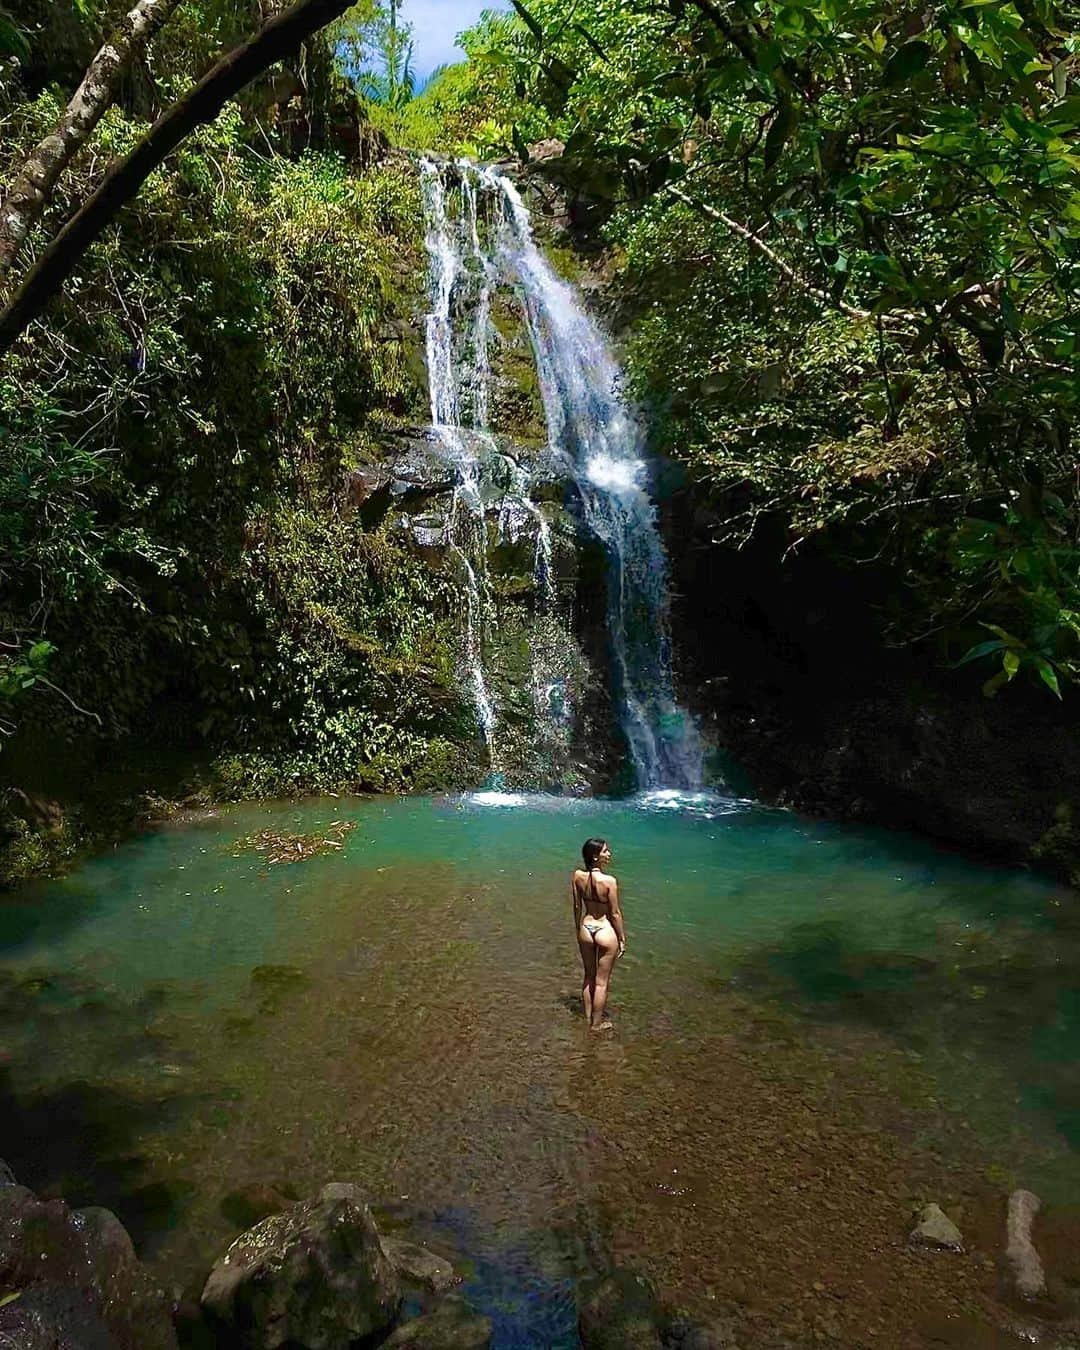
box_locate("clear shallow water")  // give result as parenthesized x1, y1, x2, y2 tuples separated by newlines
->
(2, 793, 1079, 1346)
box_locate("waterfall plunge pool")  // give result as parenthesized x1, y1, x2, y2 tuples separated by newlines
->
(2, 791, 1079, 1347)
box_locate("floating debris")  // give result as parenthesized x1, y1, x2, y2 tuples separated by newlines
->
(230, 820, 356, 865)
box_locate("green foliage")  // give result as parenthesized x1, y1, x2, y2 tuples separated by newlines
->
(0, 8, 28, 61)
(439, 0, 1079, 696)
(0, 641, 53, 700)
(0, 641, 55, 748)
(355, 0, 415, 112)
(0, 808, 78, 885)
(950, 502, 1080, 697)
(398, 12, 528, 153)
(0, 92, 470, 792)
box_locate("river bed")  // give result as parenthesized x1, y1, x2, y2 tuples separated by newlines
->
(2, 790, 1080, 1346)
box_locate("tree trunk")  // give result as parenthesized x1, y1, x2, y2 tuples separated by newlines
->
(0, 0, 183, 284)
(0, 0, 356, 353)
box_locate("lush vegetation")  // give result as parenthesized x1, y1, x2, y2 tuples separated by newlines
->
(0, 1, 473, 880)
(413, 0, 1079, 697)
(1, 0, 1076, 878)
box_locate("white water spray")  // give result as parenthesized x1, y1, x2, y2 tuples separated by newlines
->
(485, 168, 703, 789)
(419, 157, 702, 788)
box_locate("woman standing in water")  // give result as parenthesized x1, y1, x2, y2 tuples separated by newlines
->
(572, 838, 625, 1031)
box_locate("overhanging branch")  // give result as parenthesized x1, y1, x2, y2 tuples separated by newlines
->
(0, 0, 355, 353)
(665, 182, 915, 329)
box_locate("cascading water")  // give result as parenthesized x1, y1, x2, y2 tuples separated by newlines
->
(486, 169, 702, 790)
(420, 160, 497, 749)
(421, 158, 559, 766)
(419, 157, 702, 790)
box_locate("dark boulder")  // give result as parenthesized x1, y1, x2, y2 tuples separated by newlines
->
(0, 1282, 118, 1349)
(578, 1270, 665, 1350)
(0, 1168, 176, 1350)
(200, 1182, 400, 1349)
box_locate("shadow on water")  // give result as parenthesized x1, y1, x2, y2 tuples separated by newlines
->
(0, 968, 206, 1252)
(730, 905, 1080, 1175)
(0, 875, 113, 956)
(384, 1203, 585, 1349)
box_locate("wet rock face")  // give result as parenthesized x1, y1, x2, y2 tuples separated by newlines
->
(0, 1283, 119, 1349)
(0, 1168, 177, 1350)
(344, 422, 616, 791)
(669, 514, 1080, 880)
(200, 1182, 401, 1349)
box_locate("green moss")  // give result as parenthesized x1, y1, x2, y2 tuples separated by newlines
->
(0, 813, 79, 887)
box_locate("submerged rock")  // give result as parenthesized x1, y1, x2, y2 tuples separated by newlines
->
(381, 1235, 457, 1293)
(0, 1169, 176, 1350)
(664, 1315, 740, 1349)
(1006, 1189, 1046, 1299)
(578, 1270, 666, 1350)
(382, 1296, 492, 1348)
(200, 1182, 400, 1348)
(910, 1202, 964, 1251)
(220, 1182, 294, 1230)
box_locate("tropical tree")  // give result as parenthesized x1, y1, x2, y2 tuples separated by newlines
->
(0, 0, 365, 350)
(355, 0, 415, 113)
(445, 0, 1080, 694)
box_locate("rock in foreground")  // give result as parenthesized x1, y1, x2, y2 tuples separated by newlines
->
(578, 1270, 666, 1350)
(1006, 1188, 1046, 1300)
(382, 1296, 492, 1348)
(381, 1235, 458, 1293)
(0, 1167, 176, 1350)
(910, 1202, 964, 1251)
(201, 1182, 400, 1348)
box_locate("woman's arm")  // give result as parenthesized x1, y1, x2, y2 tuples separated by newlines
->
(571, 876, 582, 935)
(608, 880, 626, 954)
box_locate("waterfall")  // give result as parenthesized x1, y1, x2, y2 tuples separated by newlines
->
(486, 169, 702, 790)
(420, 160, 497, 751)
(419, 157, 702, 790)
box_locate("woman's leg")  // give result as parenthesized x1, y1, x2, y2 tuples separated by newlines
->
(590, 928, 619, 1029)
(577, 929, 597, 1023)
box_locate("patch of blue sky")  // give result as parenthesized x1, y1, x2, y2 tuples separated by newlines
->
(404, 0, 511, 86)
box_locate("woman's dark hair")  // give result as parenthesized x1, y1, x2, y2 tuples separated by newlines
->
(582, 838, 607, 870)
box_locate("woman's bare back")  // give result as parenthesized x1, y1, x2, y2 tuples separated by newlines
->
(572, 867, 616, 919)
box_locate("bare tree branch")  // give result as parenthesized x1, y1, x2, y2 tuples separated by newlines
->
(0, 0, 356, 353)
(0, 0, 183, 284)
(665, 182, 919, 329)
